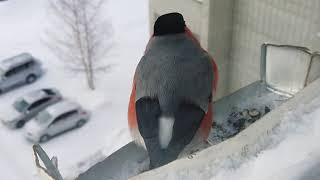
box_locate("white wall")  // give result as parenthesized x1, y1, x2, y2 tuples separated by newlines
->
(229, 0, 320, 93)
(207, 0, 234, 99)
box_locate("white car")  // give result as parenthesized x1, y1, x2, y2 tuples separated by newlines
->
(0, 53, 43, 94)
(24, 100, 90, 143)
(1, 88, 62, 128)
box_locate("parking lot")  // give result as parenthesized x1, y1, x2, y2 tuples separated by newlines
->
(0, 0, 148, 179)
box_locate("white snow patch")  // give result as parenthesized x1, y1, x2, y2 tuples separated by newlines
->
(0, 0, 149, 179)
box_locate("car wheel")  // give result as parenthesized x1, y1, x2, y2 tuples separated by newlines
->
(26, 74, 37, 84)
(40, 134, 51, 143)
(16, 120, 25, 128)
(76, 119, 87, 128)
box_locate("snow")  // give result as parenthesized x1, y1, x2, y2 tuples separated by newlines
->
(163, 95, 320, 180)
(0, 0, 149, 179)
(210, 98, 320, 180)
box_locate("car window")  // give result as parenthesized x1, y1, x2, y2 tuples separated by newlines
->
(27, 97, 51, 111)
(5, 61, 33, 77)
(42, 89, 56, 96)
(16, 62, 30, 72)
(25, 60, 35, 68)
(51, 110, 77, 125)
(36, 110, 52, 124)
(16, 65, 25, 72)
(14, 99, 30, 113)
(4, 68, 16, 77)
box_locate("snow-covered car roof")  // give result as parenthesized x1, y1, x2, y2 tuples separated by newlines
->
(21, 89, 58, 104)
(45, 100, 80, 117)
(0, 53, 34, 71)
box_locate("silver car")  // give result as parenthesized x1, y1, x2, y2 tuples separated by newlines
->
(0, 53, 43, 94)
(1, 88, 62, 128)
(24, 100, 90, 143)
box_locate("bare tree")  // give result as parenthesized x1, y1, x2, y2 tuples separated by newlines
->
(46, 0, 113, 90)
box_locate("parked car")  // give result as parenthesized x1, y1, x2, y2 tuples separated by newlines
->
(0, 53, 43, 94)
(24, 100, 90, 143)
(1, 88, 62, 128)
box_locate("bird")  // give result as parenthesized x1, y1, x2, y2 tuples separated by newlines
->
(128, 12, 218, 169)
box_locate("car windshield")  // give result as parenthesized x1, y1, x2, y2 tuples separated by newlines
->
(35, 111, 52, 124)
(13, 99, 29, 113)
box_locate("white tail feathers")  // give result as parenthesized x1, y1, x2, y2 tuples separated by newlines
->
(159, 116, 175, 149)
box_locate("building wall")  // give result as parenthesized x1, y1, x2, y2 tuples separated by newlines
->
(229, 0, 320, 93)
(207, 0, 234, 99)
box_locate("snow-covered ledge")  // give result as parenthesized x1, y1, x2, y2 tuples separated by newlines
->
(130, 78, 320, 180)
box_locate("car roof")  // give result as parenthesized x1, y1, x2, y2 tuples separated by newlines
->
(22, 89, 51, 104)
(0, 53, 34, 70)
(46, 100, 80, 117)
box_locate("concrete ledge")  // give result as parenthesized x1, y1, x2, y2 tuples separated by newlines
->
(130, 78, 320, 180)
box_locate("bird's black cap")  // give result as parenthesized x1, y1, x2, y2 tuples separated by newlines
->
(154, 12, 186, 36)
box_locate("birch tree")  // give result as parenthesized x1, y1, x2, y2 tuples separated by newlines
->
(46, 0, 113, 90)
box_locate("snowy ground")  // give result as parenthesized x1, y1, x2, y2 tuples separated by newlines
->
(209, 96, 320, 180)
(0, 0, 149, 179)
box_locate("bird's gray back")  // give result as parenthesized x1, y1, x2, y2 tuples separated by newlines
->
(135, 34, 213, 116)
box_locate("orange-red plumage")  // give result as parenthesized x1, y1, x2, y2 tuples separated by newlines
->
(128, 74, 138, 137)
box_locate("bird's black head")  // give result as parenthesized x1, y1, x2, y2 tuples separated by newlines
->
(154, 12, 186, 36)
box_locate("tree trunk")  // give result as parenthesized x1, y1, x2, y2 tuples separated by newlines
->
(85, 65, 95, 90)
(88, 67, 95, 90)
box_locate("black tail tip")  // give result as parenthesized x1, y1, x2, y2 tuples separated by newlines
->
(154, 12, 186, 36)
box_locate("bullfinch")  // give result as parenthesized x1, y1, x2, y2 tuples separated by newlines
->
(128, 12, 218, 169)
